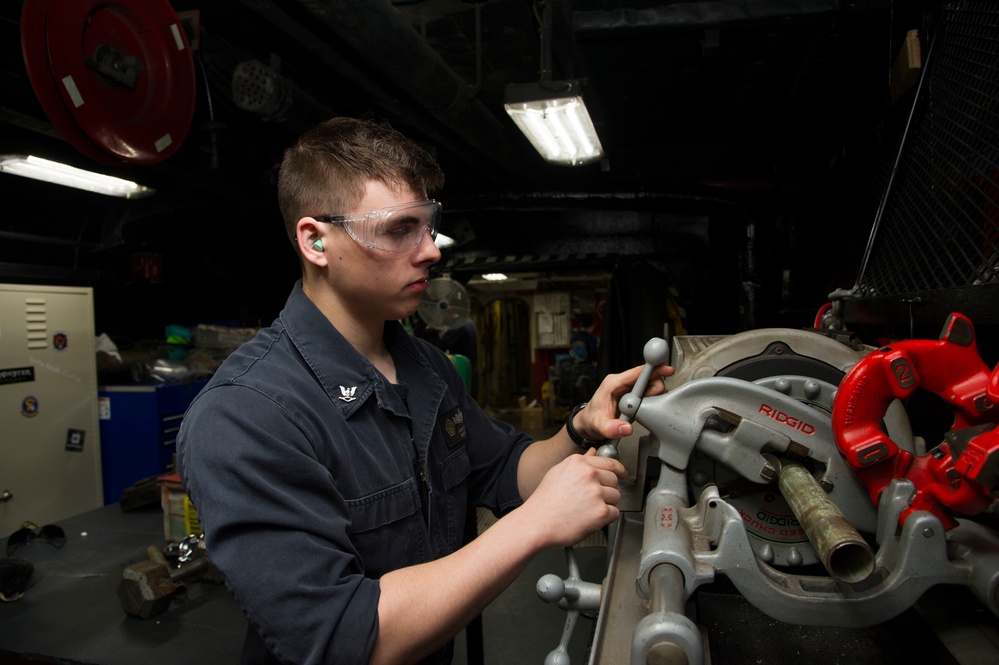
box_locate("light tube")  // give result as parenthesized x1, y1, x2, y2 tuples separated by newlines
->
(0, 154, 154, 199)
(504, 84, 604, 166)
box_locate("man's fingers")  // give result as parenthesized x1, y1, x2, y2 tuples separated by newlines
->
(602, 486, 622, 506)
(580, 453, 626, 477)
(594, 467, 623, 489)
(576, 445, 621, 472)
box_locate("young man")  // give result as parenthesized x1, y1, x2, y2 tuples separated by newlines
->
(177, 117, 671, 665)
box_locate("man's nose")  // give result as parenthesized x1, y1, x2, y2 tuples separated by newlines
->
(414, 226, 441, 262)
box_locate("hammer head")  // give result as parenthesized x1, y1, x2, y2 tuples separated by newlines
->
(117, 559, 176, 619)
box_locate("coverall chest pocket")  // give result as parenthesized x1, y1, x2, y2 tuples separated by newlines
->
(345, 477, 425, 577)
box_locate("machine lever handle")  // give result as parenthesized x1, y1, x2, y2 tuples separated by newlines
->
(537, 547, 602, 665)
(541, 339, 670, 663)
(618, 337, 670, 423)
(597, 337, 670, 459)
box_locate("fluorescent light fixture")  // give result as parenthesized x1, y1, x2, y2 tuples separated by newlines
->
(0, 154, 154, 199)
(481, 273, 508, 281)
(504, 81, 603, 166)
(434, 232, 456, 249)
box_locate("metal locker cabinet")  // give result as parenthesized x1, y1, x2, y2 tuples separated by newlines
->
(0, 283, 103, 537)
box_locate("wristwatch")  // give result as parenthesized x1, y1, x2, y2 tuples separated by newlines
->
(565, 402, 607, 450)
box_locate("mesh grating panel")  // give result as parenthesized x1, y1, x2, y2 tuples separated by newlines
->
(855, 1, 999, 297)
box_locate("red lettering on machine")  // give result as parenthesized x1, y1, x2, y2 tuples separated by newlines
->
(758, 404, 816, 434)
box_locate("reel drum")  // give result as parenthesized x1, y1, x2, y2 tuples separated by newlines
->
(21, 0, 196, 164)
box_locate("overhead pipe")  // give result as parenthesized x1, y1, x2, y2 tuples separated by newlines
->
(0, 229, 100, 249)
(443, 189, 754, 214)
(571, 0, 889, 35)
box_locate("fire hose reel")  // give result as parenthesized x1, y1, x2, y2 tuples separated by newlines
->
(21, 0, 196, 165)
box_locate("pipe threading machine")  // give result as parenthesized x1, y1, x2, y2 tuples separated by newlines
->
(537, 312, 999, 665)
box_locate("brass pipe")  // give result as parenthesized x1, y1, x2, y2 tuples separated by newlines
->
(777, 464, 875, 584)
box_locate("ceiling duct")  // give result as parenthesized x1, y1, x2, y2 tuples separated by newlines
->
(235, 0, 521, 175)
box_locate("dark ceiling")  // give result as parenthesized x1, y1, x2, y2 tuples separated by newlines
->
(0, 0, 921, 336)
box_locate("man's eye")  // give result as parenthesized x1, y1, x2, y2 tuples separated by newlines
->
(381, 216, 421, 236)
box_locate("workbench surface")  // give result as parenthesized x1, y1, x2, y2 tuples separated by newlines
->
(4, 502, 998, 665)
(0, 504, 246, 665)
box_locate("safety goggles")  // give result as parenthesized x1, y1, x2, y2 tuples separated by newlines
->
(313, 199, 441, 253)
(6, 522, 66, 556)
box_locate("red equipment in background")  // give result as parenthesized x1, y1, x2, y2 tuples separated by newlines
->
(832, 312, 999, 529)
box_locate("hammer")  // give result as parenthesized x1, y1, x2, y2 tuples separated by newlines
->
(117, 543, 217, 619)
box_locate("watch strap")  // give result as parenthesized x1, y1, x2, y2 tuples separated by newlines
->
(565, 402, 607, 449)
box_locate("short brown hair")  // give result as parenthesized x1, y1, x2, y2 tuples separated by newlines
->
(277, 117, 445, 247)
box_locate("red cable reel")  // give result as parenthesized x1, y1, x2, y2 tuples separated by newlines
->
(20, 0, 196, 165)
(832, 312, 999, 529)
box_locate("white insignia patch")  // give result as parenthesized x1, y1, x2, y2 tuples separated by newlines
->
(339, 385, 357, 402)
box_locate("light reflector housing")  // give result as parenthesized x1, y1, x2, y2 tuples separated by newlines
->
(504, 82, 603, 166)
(0, 154, 155, 198)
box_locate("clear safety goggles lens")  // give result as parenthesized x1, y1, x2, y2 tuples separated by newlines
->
(315, 199, 441, 253)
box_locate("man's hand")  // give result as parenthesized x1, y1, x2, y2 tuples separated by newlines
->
(521, 448, 626, 548)
(573, 362, 675, 443)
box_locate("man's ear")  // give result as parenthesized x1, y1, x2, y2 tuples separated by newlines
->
(296, 217, 327, 265)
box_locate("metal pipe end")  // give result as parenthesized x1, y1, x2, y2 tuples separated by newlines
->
(827, 538, 875, 585)
(778, 463, 876, 585)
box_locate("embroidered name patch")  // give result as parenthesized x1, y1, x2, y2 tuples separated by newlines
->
(439, 405, 467, 449)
